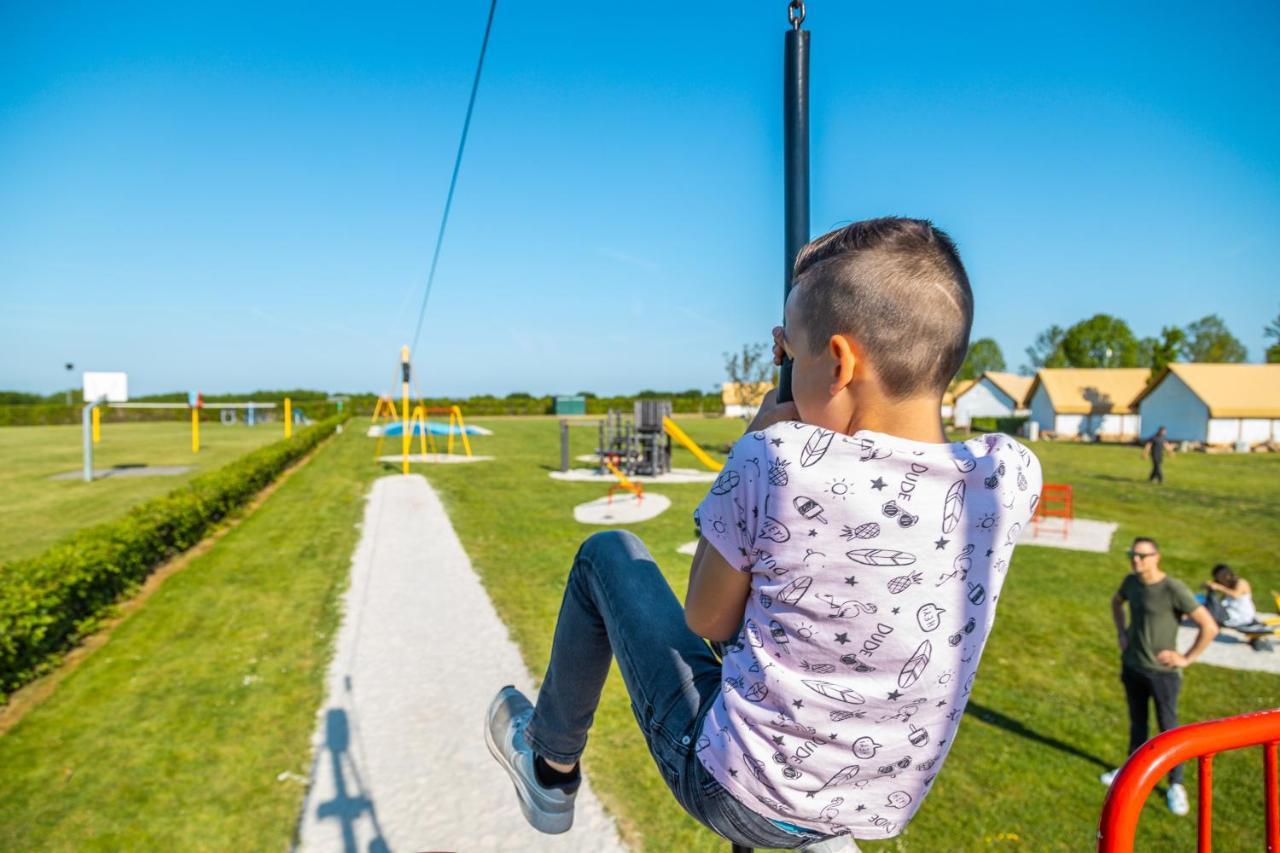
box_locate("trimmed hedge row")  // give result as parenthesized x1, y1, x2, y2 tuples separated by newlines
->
(0, 416, 344, 700)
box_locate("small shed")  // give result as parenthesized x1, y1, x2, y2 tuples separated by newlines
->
(722, 382, 773, 419)
(942, 379, 976, 421)
(1131, 363, 1280, 446)
(554, 395, 586, 416)
(1026, 368, 1150, 440)
(952, 372, 1033, 429)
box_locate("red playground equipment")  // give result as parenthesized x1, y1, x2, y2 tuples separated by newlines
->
(1096, 708, 1280, 852)
(1033, 483, 1074, 540)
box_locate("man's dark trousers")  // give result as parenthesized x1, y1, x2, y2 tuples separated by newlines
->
(1148, 460, 1163, 483)
(1121, 665, 1183, 784)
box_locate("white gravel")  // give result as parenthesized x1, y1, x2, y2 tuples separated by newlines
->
(296, 474, 626, 852)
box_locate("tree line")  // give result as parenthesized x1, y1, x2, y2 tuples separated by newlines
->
(955, 307, 1280, 381)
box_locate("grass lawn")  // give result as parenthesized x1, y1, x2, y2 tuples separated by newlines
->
(0, 426, 381, 850)
(0, 422, 284, 563)
(1, 418, 1275, 850)
(422, 419, 1280, 851)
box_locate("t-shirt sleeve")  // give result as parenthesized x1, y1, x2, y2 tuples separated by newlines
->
(1170, 579, 1201, 617)
(693, 439, 771, 574)
(1018, 441, 1044, 525)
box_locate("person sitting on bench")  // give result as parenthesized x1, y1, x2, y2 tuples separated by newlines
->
(1203, 564, 1271, 650)
(1203, 564, 1256, 628)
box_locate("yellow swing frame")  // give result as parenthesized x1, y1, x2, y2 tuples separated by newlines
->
(371, 347, 474, 471)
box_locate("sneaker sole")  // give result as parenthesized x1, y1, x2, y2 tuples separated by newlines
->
(484, 697, 574, 834)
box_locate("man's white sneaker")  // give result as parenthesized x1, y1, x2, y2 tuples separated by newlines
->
(1099, 768, 1120, 786)
(1167, 783, 1190, 816)
(485, 685, 577, 834)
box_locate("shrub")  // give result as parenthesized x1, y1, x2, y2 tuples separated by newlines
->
(968, 416, 1028, 435)
(0, 417, 343, 700)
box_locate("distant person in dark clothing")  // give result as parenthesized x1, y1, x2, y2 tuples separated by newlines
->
(1101, 537, 1218, 816)
(1143, 426, 1174, 484)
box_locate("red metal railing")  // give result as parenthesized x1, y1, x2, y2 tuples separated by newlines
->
(1097, 708, 1280, 852)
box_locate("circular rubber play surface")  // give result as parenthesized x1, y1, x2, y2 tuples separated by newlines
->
(573, 493, 671, 524)
(550, 467, 716, 484)
(377, 454, 494, 464)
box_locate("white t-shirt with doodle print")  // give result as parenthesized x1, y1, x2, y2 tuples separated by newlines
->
(692, 423, 1041, 840)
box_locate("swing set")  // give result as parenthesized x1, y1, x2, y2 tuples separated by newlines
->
(371, 346, 475, 473)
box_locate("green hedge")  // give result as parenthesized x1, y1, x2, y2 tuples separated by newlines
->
(0, 416, 343, 700)
(970, 416, 1029, 435)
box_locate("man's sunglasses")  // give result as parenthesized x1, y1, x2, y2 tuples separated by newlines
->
(1126, 550, 1158, 559)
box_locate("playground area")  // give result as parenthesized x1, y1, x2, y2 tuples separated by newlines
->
(6, 0, 1278, 847)
(1, 417, 1277, 850)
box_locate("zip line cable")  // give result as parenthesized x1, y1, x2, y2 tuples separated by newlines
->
(408, 0, 498, 356)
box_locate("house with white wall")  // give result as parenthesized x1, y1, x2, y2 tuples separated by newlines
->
(942, 379, 975, 421)
(1025, 368, 1149, 440)
(1130, 363, 1280, 446)
(952, 372, 1032, 429)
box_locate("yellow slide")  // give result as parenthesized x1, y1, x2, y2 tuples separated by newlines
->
(663, 417, 724, 472)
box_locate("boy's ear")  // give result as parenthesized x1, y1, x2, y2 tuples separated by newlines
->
(828, 334, 857, 395)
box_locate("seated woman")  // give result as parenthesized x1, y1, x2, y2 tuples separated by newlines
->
(1202, 564, 1273, 651)
(1202, 564, 1257, 628)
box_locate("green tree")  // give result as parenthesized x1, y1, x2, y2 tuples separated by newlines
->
(1182, 314, 1247, 363)
(1263, 308, 1280, 363)
(1137, 325, 1187, 377)
(1057, 314, 1141, 367)
(957, 338, 1006, 381)
(1024, 325, 1068, 370)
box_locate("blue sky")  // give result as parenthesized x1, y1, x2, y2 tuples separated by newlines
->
(2, 2, 1278, 397)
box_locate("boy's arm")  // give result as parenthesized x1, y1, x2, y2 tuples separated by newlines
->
(686, 538, 752, 642)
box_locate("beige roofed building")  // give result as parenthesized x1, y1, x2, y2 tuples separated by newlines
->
(1026, 368, 1151, 439)
(721, 381, 774, 418)
(1131, 363, 1280, 445)
(941, 379, 975, 420)
(952, 371, 1033, 428)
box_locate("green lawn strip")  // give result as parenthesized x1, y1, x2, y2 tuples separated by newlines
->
(0, 428, 380, 850)
(424, 419, 1278, 851)
(0, 422, 283, 562)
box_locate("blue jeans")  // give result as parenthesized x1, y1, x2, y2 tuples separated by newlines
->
(525, 530, 832, 849)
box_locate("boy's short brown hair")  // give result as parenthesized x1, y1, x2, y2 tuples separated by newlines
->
(791, 217, 974, 399)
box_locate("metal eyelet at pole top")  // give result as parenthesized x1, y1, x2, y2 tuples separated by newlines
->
(788, 0, 806, 29)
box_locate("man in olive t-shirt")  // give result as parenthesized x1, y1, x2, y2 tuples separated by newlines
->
(1103, 536, 1218, 816)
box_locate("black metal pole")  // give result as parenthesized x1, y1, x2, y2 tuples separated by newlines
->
(777, 7, 809, 404)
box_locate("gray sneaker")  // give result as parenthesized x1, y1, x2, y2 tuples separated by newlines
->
(485, 686, 576, 834)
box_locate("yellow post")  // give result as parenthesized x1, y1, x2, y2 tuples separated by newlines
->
(452, 406, 474, 457)
(400, 346, 411, 474)
(412, 405, 427, 456)
(191, 407, 200, 453)
(284, 398, 293, 438)
(92, 406, 101, 444)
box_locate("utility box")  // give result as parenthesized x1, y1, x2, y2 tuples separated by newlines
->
(555, 395, 586, 416)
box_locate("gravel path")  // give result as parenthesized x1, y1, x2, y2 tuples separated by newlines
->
(297, 474, 626, 852)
